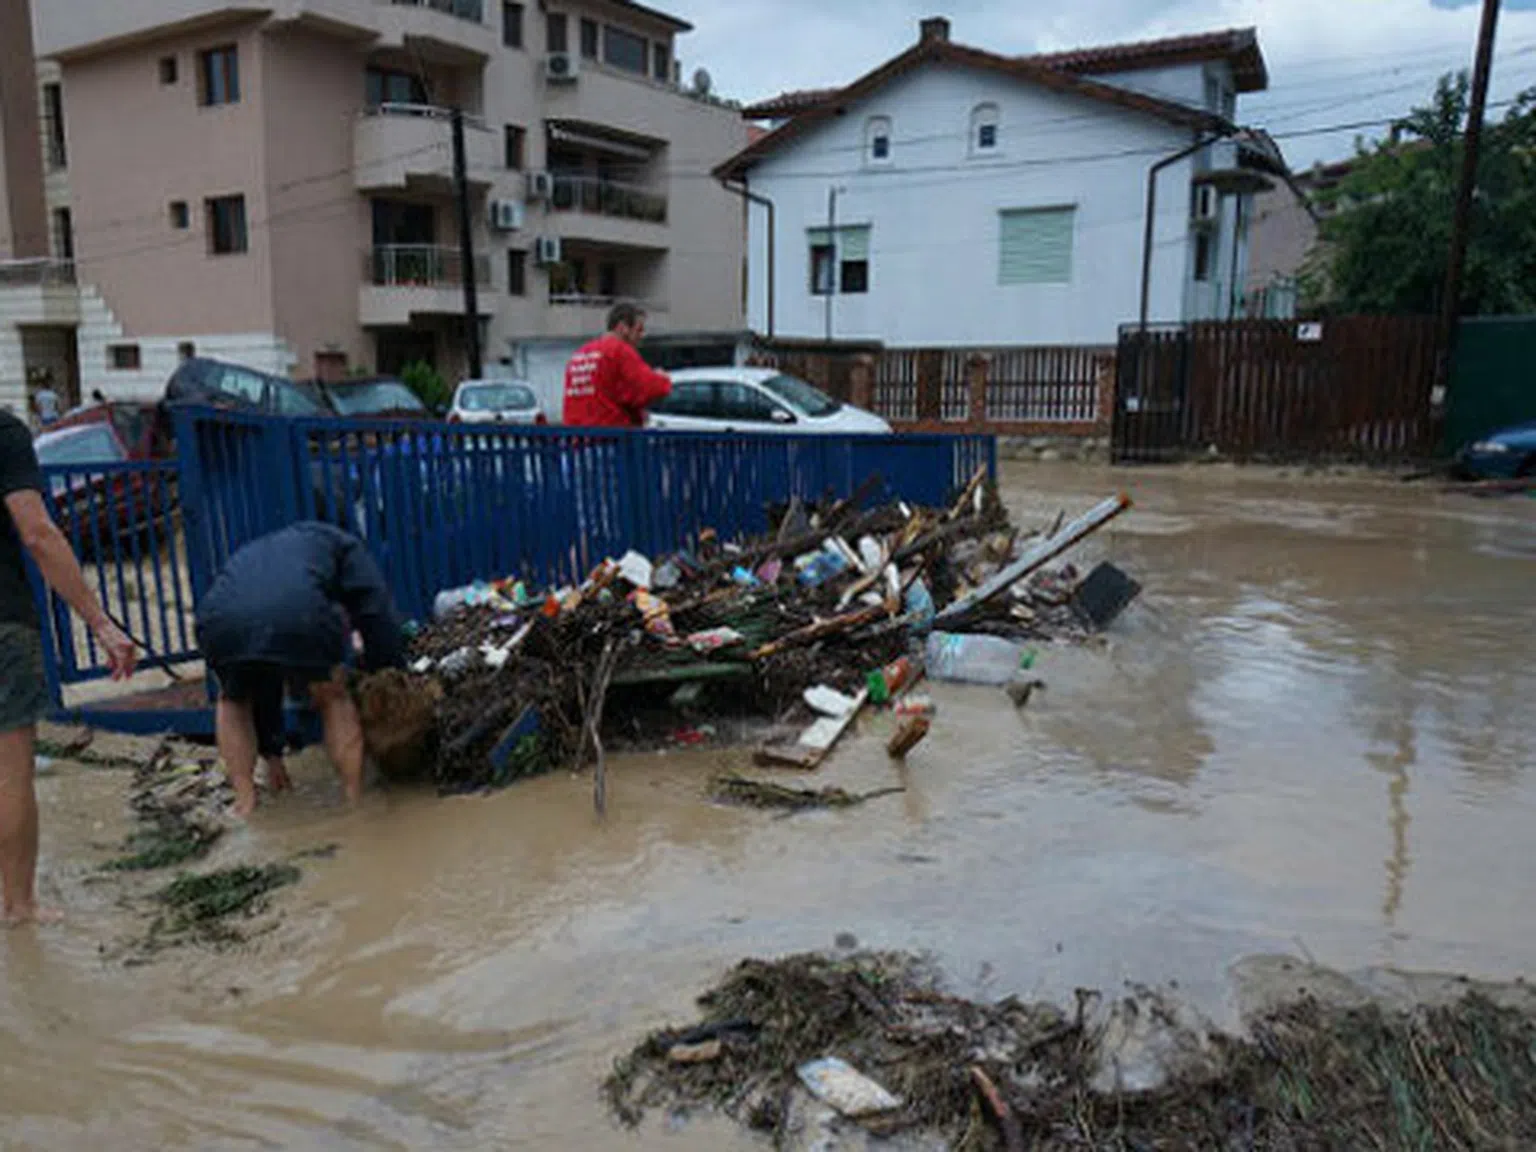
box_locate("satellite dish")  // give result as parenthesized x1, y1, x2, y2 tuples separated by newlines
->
(692, 67, 713, 96)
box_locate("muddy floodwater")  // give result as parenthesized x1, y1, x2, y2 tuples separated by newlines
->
(4, 465, 1535, 1150)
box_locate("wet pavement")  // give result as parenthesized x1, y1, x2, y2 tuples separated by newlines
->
(4, 464, 1535, 1150)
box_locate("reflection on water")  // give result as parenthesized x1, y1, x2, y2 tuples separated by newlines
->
(3, 465, 1535, 1149)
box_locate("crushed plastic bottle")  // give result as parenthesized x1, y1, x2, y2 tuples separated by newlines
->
(924, 632, 1036, 686)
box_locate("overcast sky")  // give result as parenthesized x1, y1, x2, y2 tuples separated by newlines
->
(664, 0, 1536, 169)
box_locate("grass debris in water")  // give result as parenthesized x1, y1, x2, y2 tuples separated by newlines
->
(103, 823, 220, 872)
(709, 774, 905, 812)
(605, 950, 1536, 1150)
(151, 864, 301, 943)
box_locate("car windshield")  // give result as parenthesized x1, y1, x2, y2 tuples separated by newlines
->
(35, 424, 124, 466)
(328, 381, 424, 416)
(758, 373, 840, 418)
(460, 383, 536, 412)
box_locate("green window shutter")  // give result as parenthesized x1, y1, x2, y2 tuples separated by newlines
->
(838, 225, 870, 261)
(807, 227, 831, 247)
(998, 207, 1075, 285)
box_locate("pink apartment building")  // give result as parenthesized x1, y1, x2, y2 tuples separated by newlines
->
(0, 0, 748, 415)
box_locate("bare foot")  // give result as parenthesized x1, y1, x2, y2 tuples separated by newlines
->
(3, 904, 64, 928)
(266, 762, 293, 793)
(231, 793, 257, 820)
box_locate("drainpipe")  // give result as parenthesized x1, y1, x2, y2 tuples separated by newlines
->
(718, 176, 775, 339)
(1140, 132, 1224, 333)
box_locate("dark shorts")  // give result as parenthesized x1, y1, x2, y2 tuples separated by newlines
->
(211, 661, 334, 759)
(0, 624, 50, 733)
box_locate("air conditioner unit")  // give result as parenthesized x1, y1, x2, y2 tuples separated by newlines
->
(526, 170, 554, 202)
(1192, 184, 1219, 223)
(489, 198, 525, 231)
(544, 51, 579, 83)
(535, 235, 563, 265)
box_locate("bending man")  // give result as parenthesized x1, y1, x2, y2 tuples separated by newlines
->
(195, 522, 405, 817)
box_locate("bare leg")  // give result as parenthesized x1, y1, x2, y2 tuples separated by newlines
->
(215, 699, 260, 818)
(312, 672, 365, 805)
(261, 756, 293, 794)
(0, 726, 59, 926)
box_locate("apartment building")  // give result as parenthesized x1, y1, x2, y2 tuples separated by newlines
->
(0, 0, 748, 415)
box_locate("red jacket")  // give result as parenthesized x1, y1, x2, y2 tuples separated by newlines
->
(562, 335, 672, 427)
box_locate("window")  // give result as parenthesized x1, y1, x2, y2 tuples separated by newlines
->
(653, 42, 670, 82)
(809, 242, 835, 295)
(1194, 230, 1215, 282)
(159, 56, 178, 85)
(580, 18, 598, 58)
(169, 200, 190, 229)
(507, 249, 526, 295)
(42, 83, 66, 169)
(650, 380, 716, 418)
(109, 344, 142, 371)
(504, 124, 525, 169)
(971, 103, 999, 154)
(198, 45, 240, 106)
(366, 67, 427, 108)
(206, 195, 248, 255)
(808, 225, 870, 295)
(52, 208, 74, 261)
(998, 206, 1075, 285)
(215, 365, 269, 405)
(598, 261, 618, 298)
(718, 382, 782, 423)
(865, 115, 891, 164)
(603, 26, 649, 74)
(502, 1, 523, 48)
(546, 11, 568, 53)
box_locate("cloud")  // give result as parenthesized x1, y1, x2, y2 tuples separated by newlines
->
(663, 0, 1536, 165)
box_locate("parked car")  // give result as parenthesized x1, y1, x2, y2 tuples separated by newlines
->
(448, 379, 546, 425)
(306, 376, 431, 420)
(645, 368, 892, 434)
(33, 406, 173, 550)
(1454, 420, 1536, 480)
(162, 356, 327, 419)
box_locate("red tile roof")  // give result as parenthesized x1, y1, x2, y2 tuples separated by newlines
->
(718, 36, 1230, 180)
(740, 27, 1266, 121)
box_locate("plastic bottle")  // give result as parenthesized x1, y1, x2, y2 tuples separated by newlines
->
(866, 656, 916, 703)
(924, 632, 1035, 686)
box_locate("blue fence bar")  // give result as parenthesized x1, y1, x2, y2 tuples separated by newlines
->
(34, 409, 995, 731)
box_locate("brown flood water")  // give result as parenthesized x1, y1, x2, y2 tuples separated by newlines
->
(4, 465, 1535, 1150)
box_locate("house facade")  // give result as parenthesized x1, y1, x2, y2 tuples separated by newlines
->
(719, 19, 1280, 349)
(0, 0, 748, 416)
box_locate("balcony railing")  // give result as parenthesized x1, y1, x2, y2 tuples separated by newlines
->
(549, 292, 663, 310)
(387, 0, 484, 24)
(549, 175, 668, 225)
(363, 101, 487, 129)
(0, 258, 76, 287)
(366, 245, 489, 287)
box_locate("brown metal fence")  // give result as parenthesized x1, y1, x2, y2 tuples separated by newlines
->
(986, 346, 1108, 424)
(1114, 316, 1442, 462)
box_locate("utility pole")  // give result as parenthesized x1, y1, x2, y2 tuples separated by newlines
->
(452, 107, 482, 381)
(1438, 0, 1501, 385)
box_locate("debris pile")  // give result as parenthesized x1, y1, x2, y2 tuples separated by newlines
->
(359, 474, 1138, 795)
(606, 950, 1536, 1150)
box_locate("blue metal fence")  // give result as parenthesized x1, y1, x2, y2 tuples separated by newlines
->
(35, 409, 995, 729)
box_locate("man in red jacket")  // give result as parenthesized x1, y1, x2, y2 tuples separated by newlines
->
(563, 302, 672, 427)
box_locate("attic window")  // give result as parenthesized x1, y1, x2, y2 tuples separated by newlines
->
(971, 103, 1000, 154)
(866, 115, 892, 164)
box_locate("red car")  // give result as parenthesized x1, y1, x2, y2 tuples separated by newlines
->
(33, 403, 175, 553)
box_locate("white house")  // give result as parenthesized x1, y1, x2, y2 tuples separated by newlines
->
(716, 19, 1284, 348)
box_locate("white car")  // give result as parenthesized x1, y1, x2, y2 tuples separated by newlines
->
(448, 379, 546, 425)
(645, 367, 892, 435)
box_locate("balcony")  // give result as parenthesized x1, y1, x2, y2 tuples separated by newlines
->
(359, 245, 492, 327)
(545, 175, 670, 248)
(375, 0, 495, 60)
(353, 104, 496, 190)
(0, 259, 75, 287)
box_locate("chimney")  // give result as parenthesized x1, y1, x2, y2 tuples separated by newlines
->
(919, 16, 950, 43)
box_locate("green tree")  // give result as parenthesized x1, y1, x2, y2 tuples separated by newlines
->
(400, 360, 450, 412)
(1304, 72, 1536, 316)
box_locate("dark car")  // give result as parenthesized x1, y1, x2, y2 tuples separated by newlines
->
(305, 376, 430, 420)
(1454, 419, 1536, 480)
(162, 356, 327, 419)
(34, 406, 174, 551)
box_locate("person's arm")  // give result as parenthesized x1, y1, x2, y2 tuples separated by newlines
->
(4, 491, 137, 679)
(332, 533, 405, 672)
(608, 342, 672, 415)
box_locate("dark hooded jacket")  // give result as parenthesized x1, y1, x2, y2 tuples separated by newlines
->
(195, 522, 405, 672)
